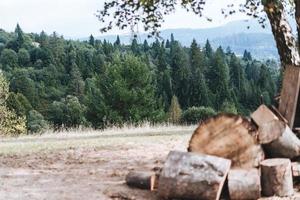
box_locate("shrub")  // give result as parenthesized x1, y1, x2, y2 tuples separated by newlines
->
(0, 72, 26, 136)
(181, 106, 217, 124)
(27, 110, 48, 134)
(168, 95, 182, 124)
(220, 101, 238, 114)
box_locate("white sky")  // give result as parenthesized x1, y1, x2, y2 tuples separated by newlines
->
(0, 0, 248, 38)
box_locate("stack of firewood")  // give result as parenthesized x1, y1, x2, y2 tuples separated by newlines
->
(125, 105, 300, 199)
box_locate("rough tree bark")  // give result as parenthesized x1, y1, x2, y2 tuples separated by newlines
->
(125, 171, 158, 190)
(263, 1, 300, 68)
(260, 158, 294, 197)
(263, 124, 300, 158)
(158, 151, 231, 200)
(228, 169, 261, 200)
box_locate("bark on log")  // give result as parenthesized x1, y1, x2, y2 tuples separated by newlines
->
(228, 169, 261, 200)
(188, 114, 264, 168)
(292, 162, 300, 177)
(263, 125, 300, 158)
(261, 158, 293, 197)
(158, 151, 231, 200)
(125, 171, 157, 190)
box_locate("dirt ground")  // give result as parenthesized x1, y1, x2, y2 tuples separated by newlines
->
(0, 129, 192, 200)
(1, 128, 300, 200)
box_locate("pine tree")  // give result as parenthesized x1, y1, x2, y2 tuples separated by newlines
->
(170, 42, 191, 108)
(204, 39, 213, 59)
(168, 95, 182, 124)
(143, 39, 149, 52)
(131, 38, 139, 55)
(114, 35, 121, 47)
(68, 63, 85, 101)
(89, 34, 95, 46)
(15, 23, 25, 49)
(207, 47, 231, 109)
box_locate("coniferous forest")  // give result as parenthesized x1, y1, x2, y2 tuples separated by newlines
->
(0, 25, 280, 134)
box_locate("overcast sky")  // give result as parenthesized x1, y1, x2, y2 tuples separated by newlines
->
(0, 0, 247, 38)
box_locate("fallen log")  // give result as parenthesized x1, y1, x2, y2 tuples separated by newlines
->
(263, 125, 300, 158)
(228, 169, 261, 200)
(158, 151, 231, 200)
(261, 158, 293, 197)
(125, 171, 157, 190)
(188, 114, 264, 168)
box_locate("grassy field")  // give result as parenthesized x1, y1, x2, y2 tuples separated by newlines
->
(0, 125, 196, 200)
(0, 124, 196, 155)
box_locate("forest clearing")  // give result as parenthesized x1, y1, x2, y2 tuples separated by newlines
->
(0, 125, 195, 200)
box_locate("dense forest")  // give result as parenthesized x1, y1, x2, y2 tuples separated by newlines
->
(0, 24, 280, 134)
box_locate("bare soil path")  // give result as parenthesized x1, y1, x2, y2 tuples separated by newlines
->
(0, 128, 193, 200)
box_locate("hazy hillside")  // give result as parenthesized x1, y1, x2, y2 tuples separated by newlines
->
(94, 20, 278, 59)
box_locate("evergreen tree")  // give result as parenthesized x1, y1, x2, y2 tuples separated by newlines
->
(114, 35, 121, 47)
(68, 63, 85, 100)
(89, 34, 95, 46)
(170, 42, 191, 108)
(204, 39, 213, 59)
(207, 47, 231, 109)
(143, 39, 150, 52)
(14, 23, 25, 49)
(131, 38, 139, 55)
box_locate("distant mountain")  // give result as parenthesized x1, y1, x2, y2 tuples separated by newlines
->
(211, 33, 277, 59)
(93, 19, 280, 60)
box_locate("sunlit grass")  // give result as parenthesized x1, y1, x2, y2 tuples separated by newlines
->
(0, 123, 196, 155)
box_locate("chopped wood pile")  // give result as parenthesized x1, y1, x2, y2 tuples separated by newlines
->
(125, 104, 300, 199)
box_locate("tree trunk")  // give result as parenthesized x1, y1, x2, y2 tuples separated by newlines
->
(228, 169, 261, 200)
(125, 171, 157, 190)
(294, 0, 300, 50)
(188, 114, 264, 168)
(260, 158, 293, 197)
(263, 124, 300, 158)
(158, 151, 231, 200)
(263, 1, 300, 68)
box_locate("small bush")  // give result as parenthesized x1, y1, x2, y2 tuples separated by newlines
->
(27, 110, 48, 134)
(0, 73, 26, 136)
(181, 106, 217, 124)
(220, 101, 238, 114)
(168, 95, 182, 124)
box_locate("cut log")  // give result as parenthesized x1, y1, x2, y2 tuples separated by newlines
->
(270, 105, 289, 124)
(263, 125, 300, 158)
(251, 104, 279, 126)
(188, 114, 264, 168)
(261, 158, 293, 197)
(228, 169, 261, 200)
(125, 171, 157, 190)
(292, 162, 300, 177)
(158, 151, 231, 200)
(257, 120, 286, 144)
